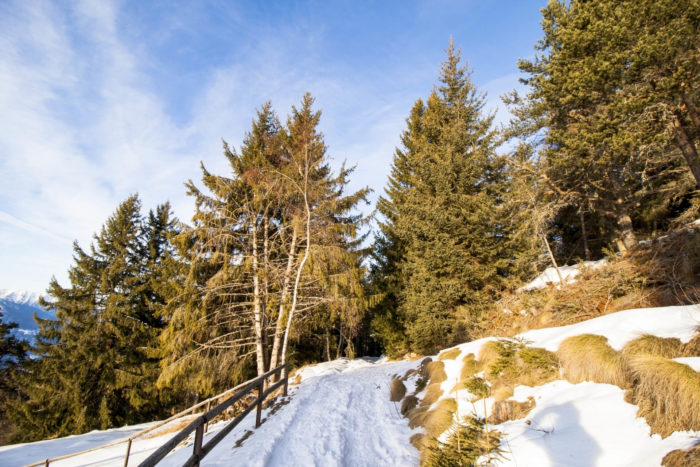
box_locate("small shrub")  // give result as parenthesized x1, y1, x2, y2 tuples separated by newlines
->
(438, 347, 462, 361)
(489, 397, 536, 424)
(557, 334, 630, 387)
(622, 334, 684, 359)
(464, 376, 490, 400)
(401, 368, 418, 381)
(662, 442, 700, 467)
(425, 415, 504, 467)
(627, 355, 700, 437)
(390, 377, 406, 402)
(400, 395, 419, 416)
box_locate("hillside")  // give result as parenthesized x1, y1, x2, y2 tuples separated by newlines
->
(2, 303, 698, 466)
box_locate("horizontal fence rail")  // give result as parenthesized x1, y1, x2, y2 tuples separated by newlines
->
(24, 364, 289, 467)
(139, 363, 289, 467)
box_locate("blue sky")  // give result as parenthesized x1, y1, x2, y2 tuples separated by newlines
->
(0, 0, 546, 293)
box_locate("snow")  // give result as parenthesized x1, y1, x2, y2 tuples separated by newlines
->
(516, 304, 700, 351)
(0, 288, 42, 306)
(3, 304, 698, 466)
(0, 421, 167, 466)
(519, 259, 607, 292)
(495, 381, 698, 467)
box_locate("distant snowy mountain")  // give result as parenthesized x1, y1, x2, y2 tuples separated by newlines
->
(0, 288, 55, 342)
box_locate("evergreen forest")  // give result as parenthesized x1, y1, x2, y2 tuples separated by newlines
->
(1, 0, 699, 443)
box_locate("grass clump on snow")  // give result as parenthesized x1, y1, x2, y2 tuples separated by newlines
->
(477, 339, 559, 393)
(627, 355, 700, 437)
(390, 377, 407, 402)
(438, 347, 461, 361)
(557, 334, 630, 387)
(662, 442, 700, 467)
(425, 415, 504, 467)
(621, 334, 684, 359)
(488, 397, 536, 424)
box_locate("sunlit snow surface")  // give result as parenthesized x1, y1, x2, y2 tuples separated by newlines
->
(2, 304, 698, 466)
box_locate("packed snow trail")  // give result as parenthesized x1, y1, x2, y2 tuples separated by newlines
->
(161, 357, 420, 467)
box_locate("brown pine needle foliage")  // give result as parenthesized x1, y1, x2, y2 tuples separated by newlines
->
(557, 334, 630, 387)
(622, 334, 684, 359)
(627, 355, 700, 437)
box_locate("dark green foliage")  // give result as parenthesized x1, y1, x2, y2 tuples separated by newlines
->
(7, 196, 177, 441)
(0, 309, 28, 443)
(507, 0, 700, 260)
(372, 42, 523, 355)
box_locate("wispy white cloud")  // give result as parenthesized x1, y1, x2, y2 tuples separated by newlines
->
(0, 0, 529, 293)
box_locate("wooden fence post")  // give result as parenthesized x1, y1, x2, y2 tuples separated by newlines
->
(256, 382, 263, 427)
(123, 438, 133, 467)
(193, 424, 204, 467)
(283, 365, 289, 397)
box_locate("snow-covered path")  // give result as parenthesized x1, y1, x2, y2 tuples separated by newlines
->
(162, 357, 420, 467)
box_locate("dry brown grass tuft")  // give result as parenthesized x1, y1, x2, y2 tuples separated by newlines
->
(410, 433, 427, 450)
(475, 227, 700, 339)
(488, 397, 536, 424)
(422, 383, 444, 406)
(400, 395, 419, 416)
(390, 377, 406, 402)
(662, 442, 700, 467)
(426, 360, 447, 385)
(557, 334, 630, 387)
(627, 355, 700, 437)
(422, 398, 458, 440)
(460, 353, 481, 382)
(438, 347, 461, 361)
(478, 341, 503, 368)
(682, 331, 700, 356)
(622, 334, 684, 359)
(492, 386, 514, 402)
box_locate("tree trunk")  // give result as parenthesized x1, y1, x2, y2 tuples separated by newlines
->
(269, 227, 297, 371)
(541, 233, 564, 285)
(579, 209, 591, 261)
(681, 92, 700, 130)
(616, 210, 637, 252)
(280, 150, 313, 366)
(672, 111, 700, 188)
(251, 221, 266, 376)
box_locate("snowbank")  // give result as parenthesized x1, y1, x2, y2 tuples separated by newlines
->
(519, 259, 607, 292)
(516, 304, 700, 351)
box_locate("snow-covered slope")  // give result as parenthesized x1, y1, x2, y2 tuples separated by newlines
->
(0, 288, 54, 341)
(2, 304, 698, 466)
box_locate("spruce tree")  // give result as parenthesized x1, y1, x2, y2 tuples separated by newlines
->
(373, 43, 513, 355)
(8, 196, 173, 440)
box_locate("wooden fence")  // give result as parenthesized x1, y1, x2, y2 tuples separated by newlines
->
(138, 363, 289, 467)
(25, 363, 289, 467)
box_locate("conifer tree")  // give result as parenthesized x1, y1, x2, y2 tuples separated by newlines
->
(509, 0, 698, 258)
(8, 196, 174, 440)
(373, 43, 514, 355)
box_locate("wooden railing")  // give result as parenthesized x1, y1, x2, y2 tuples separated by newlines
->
(139, 363, 289, 467)
(24, 363, 289, 467)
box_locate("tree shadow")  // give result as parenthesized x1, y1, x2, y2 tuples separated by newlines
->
(528, 402, 601, 467)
